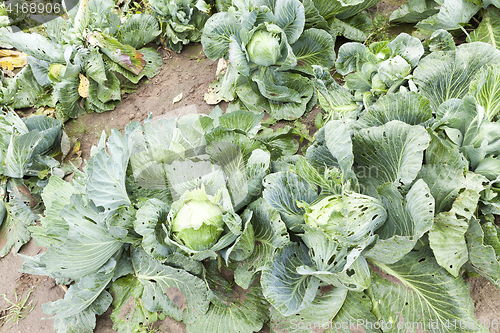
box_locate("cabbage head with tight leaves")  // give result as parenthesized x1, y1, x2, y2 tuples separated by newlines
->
(171, 188, 225, 251)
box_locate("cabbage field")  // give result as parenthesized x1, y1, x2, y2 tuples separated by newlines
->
(2, 0, 500, 332)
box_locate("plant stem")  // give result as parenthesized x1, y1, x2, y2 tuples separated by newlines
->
(365, 284, 382, 321)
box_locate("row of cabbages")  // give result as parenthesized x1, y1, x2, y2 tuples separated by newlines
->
(13, 30, 500, 333)
(3, 0, 500, 123)
(0, 0, 220, 119)
(0, 0, 390, 121)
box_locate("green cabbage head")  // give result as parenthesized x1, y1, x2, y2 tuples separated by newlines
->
(304, 193, 387, 245)
(171, 188, 225, 251)
(247, 30, 281, 67)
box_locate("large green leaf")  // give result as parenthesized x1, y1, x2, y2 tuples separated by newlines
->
(294, 156, 343, 196)
(424, 131, 468, 171)
(469, 64, 500, 121)
(262, 171, 319, 230)
(94, 70, 120, 104)
(298, 227, 372, 291)
(88, 32, 146, 75)
(432, 97, 479, 140)
(86, 130, 131, 214)
(105, 47, 162, 84)
(43, 258, 116, 333)
(85, 78, 122, 114)
(389, 0, 440, 23)
(186, 263, 269, 333)
(305, 127, 338, 173)
(303, 0, 329, 30)
(330, 11, 373, 42)
(116, 14, 161, 49)
(30, 176, 76, 247)
(0, 199, 37, 257)
(206, 128, 266, 163)
(43, 195, 124, 280)
(352, 121, 430, 197)
(22, 115, 62, 156)
(335, 42, 377, 76)
(110, 274, 158, 332)
(261, 242, 320, 316)
(429, 189, 480, 276)
(267, 86, 315, 121)
(311, 65, 359, 120)
(215, 110, 264, 134)
(466, 218, 500, 288)
(416, 0, 480, 33)
(132, 248, 210, 324)
(134, 198, 172, 260)
(4, 66, 46, 109)
(269, 287, 348, 333)
(254, 126, 299, 158)
(252, 68, 315, 120)
(275, 0, 305, 44)
(163, 159, 227, 202)
(326, 291, 381, 333)
(324, 120, 355, 181)
(470, 6, 500, 50)
(86, 48, 107, 84)
(387, 32, 425, 68)
(53, 76, 84, 119)
(413, 42, 500, 111)
(307, 0, 352, 22)
(201, 12, 240, 60)
(3, 130, 42, 178)
(1, 31, 65, 63)
(222, 212, 255, 262)
(417, 165, 486, 214)
(427, 29, 457, 52)
(292, 28, 336, 70)
(371, 248, 487, 333)
(231, 75, 270, 114)
(356, 92, 432, 128)
(208, 143, 270, 211)
(231, 199, 289, 288)
(335, 0, 381, 20)
(364, 180, 434, 264)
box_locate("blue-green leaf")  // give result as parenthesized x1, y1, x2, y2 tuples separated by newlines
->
(132, 248, 210, 324)
(263, 171, 319, 230)
(261, 242, 321, 316)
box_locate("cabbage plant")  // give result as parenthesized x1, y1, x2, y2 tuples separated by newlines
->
(390, 0, 499, 41)
(0, 66, 45, 109)
(19, 108, 298, 333)
(202, 0, 336, 120)
(150, 0, 213, 52)
(257, 113, 493, 331)
(334, 33, 424, 111)
(0, 112, 68, 257)
(257, 34, 500, 330)
(0, 0, 162, 120)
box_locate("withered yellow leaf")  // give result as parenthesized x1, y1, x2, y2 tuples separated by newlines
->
(0, 50, 27, 71)
(78, 73, 90, 98)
